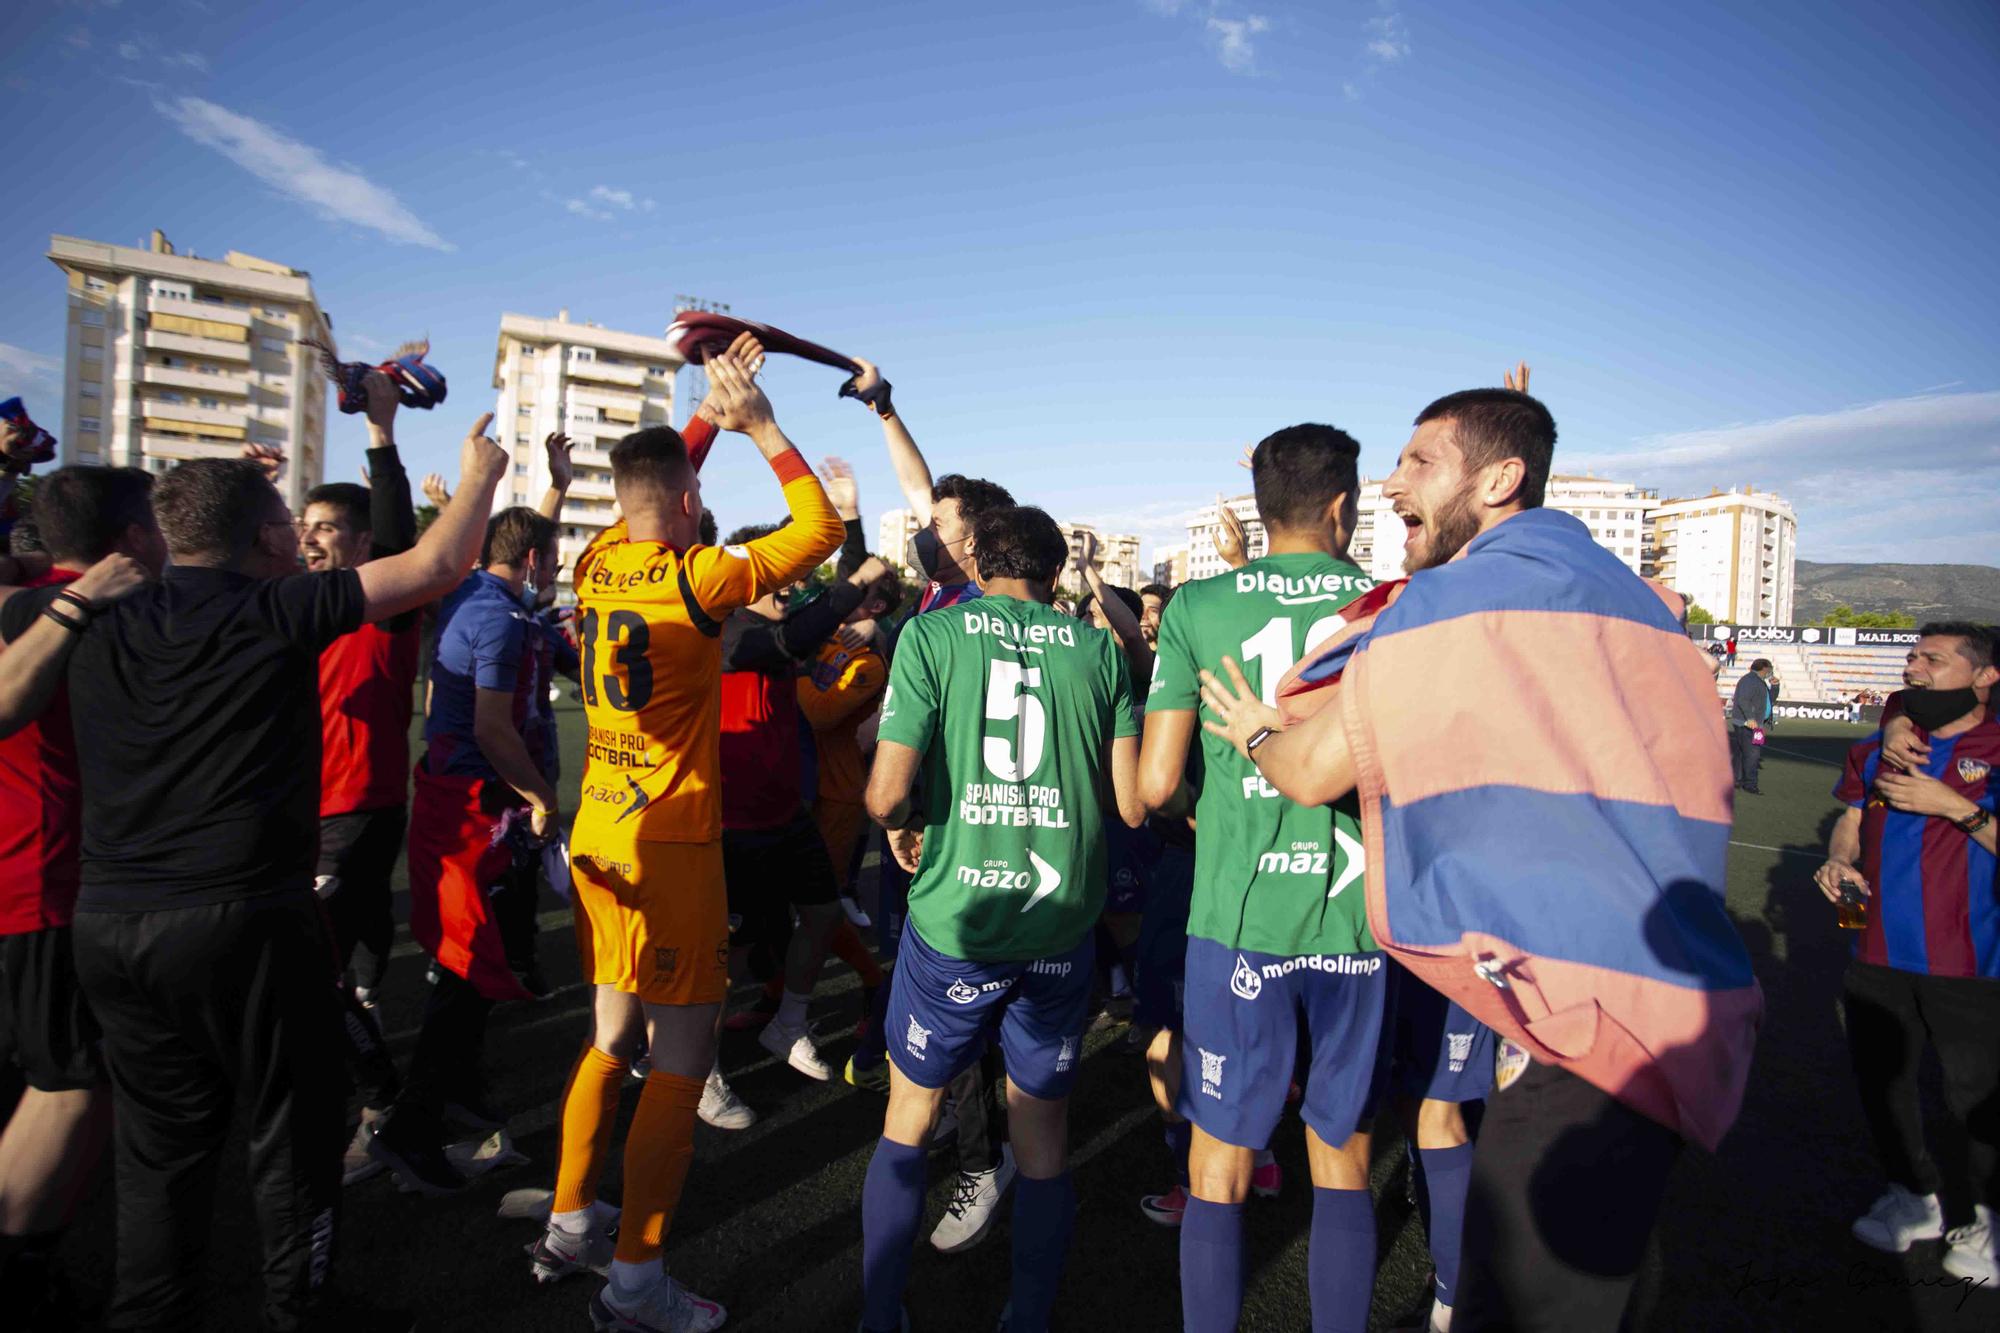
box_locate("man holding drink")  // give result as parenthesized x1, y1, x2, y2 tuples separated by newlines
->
(1817, 622, 2000, 1283)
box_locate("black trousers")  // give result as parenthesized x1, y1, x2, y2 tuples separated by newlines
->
(1843, 959, 2000, 1220)
(1729, 724, 1762, 789)
(317, 808, 407, 1112)
(74, 891, 347, 1332)
(400, 964, 493, 1126)
(1454, 1058, 1683, 1331)
(493, 851, 543, 975)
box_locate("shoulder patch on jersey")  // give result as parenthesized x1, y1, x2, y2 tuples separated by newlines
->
(722, 544, 750, 561)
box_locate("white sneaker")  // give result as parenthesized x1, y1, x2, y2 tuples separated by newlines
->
(930, 1146, 1016, 1253)
(1851, 1183, 1944, 1252)
(698, 1069, 758, 1130)
(759, 1018, 831, 1081)
(527, 1202, 620, 1284)
(342, 1108, 387, 1186)
(1942, 1204, 1998, 1283)
(589, 1272, 726, 1333)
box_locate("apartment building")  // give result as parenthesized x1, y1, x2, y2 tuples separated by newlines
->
(491, 311, 681, 586)
(877, 506, 922, 572)
(1057, 523, 1142, 597)
(47, 230, 331, 511)
(1650, 487, 1797, 626)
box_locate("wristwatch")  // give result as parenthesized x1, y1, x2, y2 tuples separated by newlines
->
(1245, 726, 1277, 756)
(1955, 807, 1992, 835)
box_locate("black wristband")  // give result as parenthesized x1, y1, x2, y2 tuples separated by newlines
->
(1957, 807, 1992, 835)
(54, 588, 97, 618)
(41, 605, 87, 634)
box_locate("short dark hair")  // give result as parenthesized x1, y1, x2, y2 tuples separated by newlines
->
(1917, 622, 1996, 671)
(1077, 585, 1143, 623)
(1251, 424, 1362, 531)
(1413, 388, 1557, 509)
(304, 481, 370, 532)
(1750, 658, 1774, 674)
(698, 508, 717, 546)
(1139, 583, 1173, 603)
(972, 506, 1067, 585)
(484, 507, 557, 568)
(725, 521, 783, 547)
(33, 465, 155, 563)
(154, 459, 278, 560)
(867, 571, 904, 618)
(933, 475, 1014, 526)
(609, 426, 692, 495)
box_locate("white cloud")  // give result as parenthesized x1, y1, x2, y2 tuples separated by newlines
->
(1570, 390, 2000, 562)
(561, 184, 656, 222)
(1206, 15, 1269, 75)
(0, 342, 62, 386)
(117, 40, 142, 60)
(163, 49, 207, 72)
(158, 96, 453, 250)
(1365, 11, 1409, 63)
(588, 185, 635, 209)
(65, 28, 92, 50)
(564, 197, 612, 221)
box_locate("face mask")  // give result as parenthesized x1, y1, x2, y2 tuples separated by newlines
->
(518, 580, 540, 612)
(1901, 686, 1980, 732)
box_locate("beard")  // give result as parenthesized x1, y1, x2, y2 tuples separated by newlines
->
(1405, 483, 1482, 572)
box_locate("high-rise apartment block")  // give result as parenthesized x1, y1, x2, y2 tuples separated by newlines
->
(491, 311, 682, 586)
(877, 507, 922, 573)
(47, 230, 331, 511)
(1650, 488, 1797, 626)
(1183, 495, 1268, 582)
(1152, 543, 1189, 587)
(1057, 523, 1141, 596)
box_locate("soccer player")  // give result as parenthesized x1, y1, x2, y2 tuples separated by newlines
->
(847, 357, 1023, 1252)
(534, 338, 842, 1332)
(1201, 387, 1759, 1329)
(719, 529, 895, 1083)
(367, 504, 563, 1194)
(1138, 424, 1386, 1332)
(1139, 583, 1173, 646)
(0, 467, 163, 1320)
(294, 371, 421, 1183)
(1816, 623, 2000, 1283)
(859, 503, 1145, 1333)
(0, 419, 505, 1330)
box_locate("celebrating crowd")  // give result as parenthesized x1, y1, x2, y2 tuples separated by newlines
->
(0, 335, 1994, 1333)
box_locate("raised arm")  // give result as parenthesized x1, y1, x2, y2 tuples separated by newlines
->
(820, 456, 870, 577)
(1075, 530, 1149, 658)
(359, 371, 416, 555)
(537, 432, 573, 521)
(355, 413, 506, 623)
(848, 359, 934, 524)
(0, 555, 151, 737)
(705, 342, 845, 591)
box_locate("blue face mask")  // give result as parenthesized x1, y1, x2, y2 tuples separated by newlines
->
(518, 582, 540, 612)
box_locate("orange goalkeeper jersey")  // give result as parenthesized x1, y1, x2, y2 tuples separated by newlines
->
(572, 449, 842, 844)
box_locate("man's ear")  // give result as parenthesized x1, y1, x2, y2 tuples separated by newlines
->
(1481, 457, 1527, 508)
(1975, 662, 1999, 691)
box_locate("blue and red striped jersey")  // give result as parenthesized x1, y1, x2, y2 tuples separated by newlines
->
(1835, 723, 2000, 979)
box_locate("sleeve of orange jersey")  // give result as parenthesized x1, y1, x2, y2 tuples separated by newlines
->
(797, 651, 885, 732)
(687, 449, 844, 613)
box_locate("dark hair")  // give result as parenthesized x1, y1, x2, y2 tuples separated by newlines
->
(972, 506, 1067, 584)
(1917, 622, 1997, 671)
(1252, 424, 1362, 531)
(1139, 583, 1174, 603)
(1077, 585, 1143, 623)
(724, 520, 784, 546)
(34, 465, 155, 563)
(932, 475, 1014, 526)
(698, 508, 718, 546)
(304, 481, 370, 533)
(1412, 388, 1557, 509)
(867, 572, 904, 618)
(154, 459, 278, 560)
(484, 507, 557, 568)
(609, 426, 692, 494)
(1749, 658, 1774, 674)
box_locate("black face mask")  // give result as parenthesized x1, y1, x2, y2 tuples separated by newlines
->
(1901, 686, 1981, 732)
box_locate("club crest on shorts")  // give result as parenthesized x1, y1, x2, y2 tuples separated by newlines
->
(1447, 1031, 1474, 1073)
(1230, 954, 1263, 1001)
(1958, 757, 1990, 785)
(904, 1016, 932, 1060)
(653, 946, 679, 981)
(946, 978, 980, 1005)
(1495, 1037, 1531, 1092)
(1198, 1047, 1227, 1098)
(1055, 1036, 1076, 1073)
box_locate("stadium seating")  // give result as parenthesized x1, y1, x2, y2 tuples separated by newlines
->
(1709, 642, 1905, 705)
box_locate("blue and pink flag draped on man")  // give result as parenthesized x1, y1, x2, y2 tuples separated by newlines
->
(1276, 508, 1761, 1151)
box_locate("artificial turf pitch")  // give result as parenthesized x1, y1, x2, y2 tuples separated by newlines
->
(49, 708, 2000, 1329)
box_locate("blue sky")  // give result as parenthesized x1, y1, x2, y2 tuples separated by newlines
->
(3, 0, 1996, 566)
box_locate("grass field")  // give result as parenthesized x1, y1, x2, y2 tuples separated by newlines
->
(52, 707, 2000, 1330)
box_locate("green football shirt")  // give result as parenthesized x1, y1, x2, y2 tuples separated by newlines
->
(878, 594, 1139, 962)
(1148, 552, 1376, 957)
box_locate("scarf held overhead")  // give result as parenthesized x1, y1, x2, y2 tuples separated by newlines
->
(1276, 508, 1760, 1151)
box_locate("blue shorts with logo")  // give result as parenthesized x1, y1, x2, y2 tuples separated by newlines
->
(1389, 961, 1496, 1103)
(1133, 843, 1195, 1031)
(886, 923, 1095, 1101)
(1177, 936, 1389, 1149)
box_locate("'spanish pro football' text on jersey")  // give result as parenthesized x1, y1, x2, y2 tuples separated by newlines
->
(1149, 552, 1376, 957)
(878, 595, 1138, 961)
(570, 452, 842, 844)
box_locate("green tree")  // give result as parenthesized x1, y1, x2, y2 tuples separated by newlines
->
(1816, 605, 1916, 629)
(414, 503, 440, 540)
(1684, 599, 1715, 626)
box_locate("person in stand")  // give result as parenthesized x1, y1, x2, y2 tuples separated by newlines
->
(1730, 658, 1775, 795)
(1815, 623, 2000, 1284)
(1725, 633, 1738, 667)
(0, 418, 505, 1330)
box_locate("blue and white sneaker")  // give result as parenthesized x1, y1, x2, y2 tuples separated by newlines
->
(589, 1273, 726, 1332)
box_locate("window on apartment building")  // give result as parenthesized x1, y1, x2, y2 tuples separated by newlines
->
(515, 464, 529, 477)
(648, 365, 667, 377)
(571, 348, 594, 361)
(80, 309, 106, 327)
(85, 276, 110, 293)
(82, 345, 103, 361)
(259, 337, 286, 353)
(80, 416, 101, 433)
(518, 404, 532, 416)
(81, 382, 101, 398)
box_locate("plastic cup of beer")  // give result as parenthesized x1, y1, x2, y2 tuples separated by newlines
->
(1836, 880, 1868, 931)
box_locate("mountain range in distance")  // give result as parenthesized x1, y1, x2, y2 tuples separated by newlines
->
(1794, 561, 2000, 625)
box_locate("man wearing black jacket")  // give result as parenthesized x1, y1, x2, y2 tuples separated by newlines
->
(1730, 658, 1775, 795)
(717, 498, 890, 1096)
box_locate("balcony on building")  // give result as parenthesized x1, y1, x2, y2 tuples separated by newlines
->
(140, 433, 252, 462)
(147, 295, 255, 332)
(566, 358, 648, 389)
(141, 363, 251, 396)
(144, 328, 253, 364)
(140, 399, 249, 439)
(567, 386, 644, 425)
